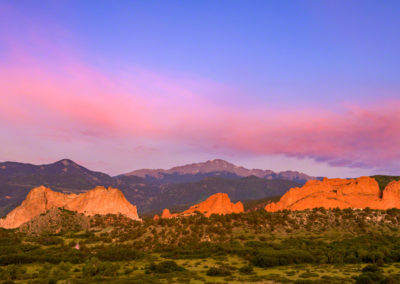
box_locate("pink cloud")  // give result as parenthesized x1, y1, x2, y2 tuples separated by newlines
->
(0, 9, 399, 173)
(1, 56, 399, 172)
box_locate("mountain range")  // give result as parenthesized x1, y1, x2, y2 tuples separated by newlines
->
(124, 158, 316, 184)
(0, 158, 317, 216)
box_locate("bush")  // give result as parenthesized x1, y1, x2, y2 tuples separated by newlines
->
(30, 236, 64, 246)
(95, 245, 144, 261)
(147, 261, 185, 273)
(299, 272, 319, 278)
(251, 250, 314, 268)
(239, 265, 253, 274)
(82, 257, 120, 277)
(206, 266, 231, 276)
(251, 254, 279, 267)
(362, 264, 380, 273)
(355, 273, 384, 284)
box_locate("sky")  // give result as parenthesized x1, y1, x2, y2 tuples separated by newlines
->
(0, 0, 399, 177)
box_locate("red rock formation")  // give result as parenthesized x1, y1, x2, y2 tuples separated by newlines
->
(157, 193, 244, 219)
(381, 180, 400, 208)
(64, 186, 140, 220)
(0, 186, 77, 229)
(182, 193, 244, 217)
(161, 208, 177, 218)
(0, 186, 140, 229)
(265, 177, 400, 212)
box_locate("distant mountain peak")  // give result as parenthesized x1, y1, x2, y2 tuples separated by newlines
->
(206, 159, 233, 165)
(125, 159, 316, 183)
(53, 159, 80, 168)
(59, 159, 73, 165)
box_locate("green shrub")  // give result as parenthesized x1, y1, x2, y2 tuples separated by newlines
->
(355, 272, 384, 284)
(299, 272, 319, 278)
(239, 265, 253, 274)
(206, 266, 231, 276)
(362, 264, 380, 273)
(147, 261, 185, 273)
(294, 280, 314, 284)
(82, 257, 120, 277)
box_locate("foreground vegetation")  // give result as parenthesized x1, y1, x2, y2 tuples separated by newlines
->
(2, 207, 400, 283)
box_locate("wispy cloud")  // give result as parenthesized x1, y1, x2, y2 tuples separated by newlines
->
(1, 52, 399, 172)
(1, 2, 399, 174)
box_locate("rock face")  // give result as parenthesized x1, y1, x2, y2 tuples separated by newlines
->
(381, 180, 400, 209)
(265, 177, 400, 212)
(0, 186, 77, 229)
(158, 193, 244, 219)
(64, 186, 140, 220)
(0, 186, 140, 228)
(182, 193, 244, 217)
(161, 208, 175, 218)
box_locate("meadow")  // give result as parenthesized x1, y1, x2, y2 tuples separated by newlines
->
(2, 207, 400, 283)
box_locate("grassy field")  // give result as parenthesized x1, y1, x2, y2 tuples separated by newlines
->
(5, 257, 400, 283)
(3, 208, 400, 283)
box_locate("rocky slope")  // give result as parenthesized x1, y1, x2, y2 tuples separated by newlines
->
(158, 193, 244, 218)
(19, 207, 90, 235)
(0, 186, 140, 228)
(265, 177, 400, 212)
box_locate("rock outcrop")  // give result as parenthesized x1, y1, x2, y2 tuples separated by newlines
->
(381, 180, 400, 209)
(160, 208, 176, 218)
(0, 186, 140, 228)
(157, 193, 244, 219)
(265, 177, 400, 212)
(64, 186, 140, 220)
(0, 186, 77, 229)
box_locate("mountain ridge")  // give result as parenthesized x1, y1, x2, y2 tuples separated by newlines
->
(124, 159, 317, 183)
(0, 158, 314, 216)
